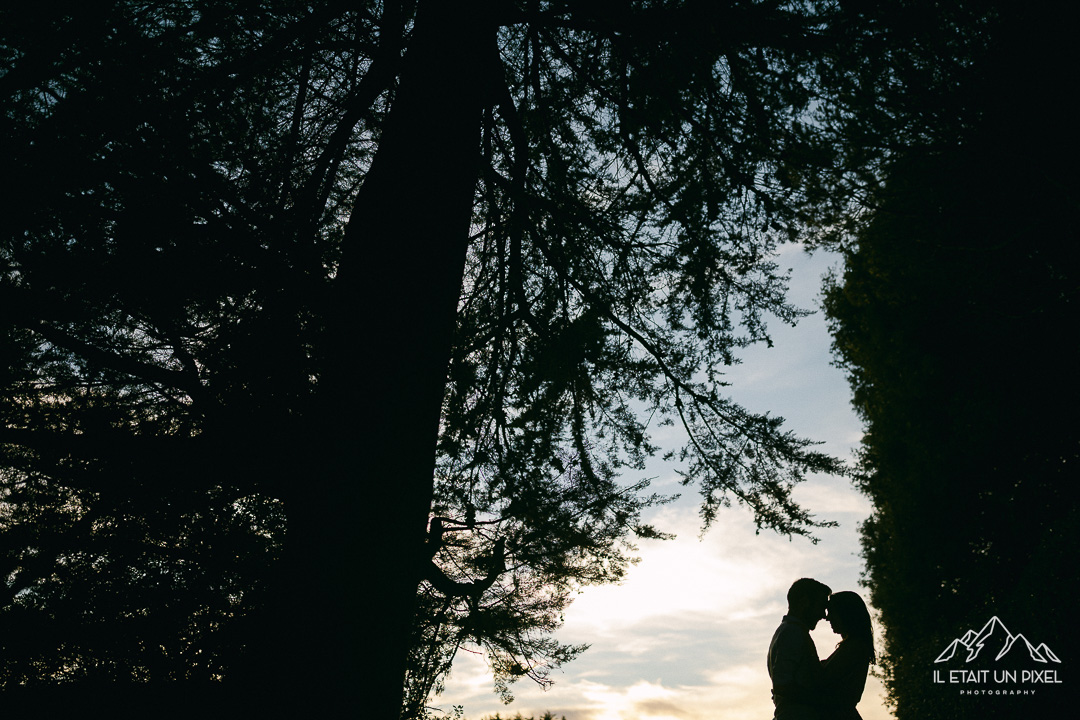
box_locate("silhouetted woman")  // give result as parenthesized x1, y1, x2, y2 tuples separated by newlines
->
(818, 591, 875, 720)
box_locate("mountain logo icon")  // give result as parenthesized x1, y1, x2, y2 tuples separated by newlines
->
(934, 616, 1061, 664)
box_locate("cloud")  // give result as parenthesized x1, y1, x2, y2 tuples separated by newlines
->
(560, 505, 815, 635)
(437, 498, 886, 719)
(459, 672, 780, 720)
(439, 648, 894, 720)
(792, 477, 873, 517)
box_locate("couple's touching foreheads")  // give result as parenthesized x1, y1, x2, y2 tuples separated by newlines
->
(767, 578, 875, 720)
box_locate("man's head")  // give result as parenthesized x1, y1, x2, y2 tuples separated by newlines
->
(786, 578, 831, 629)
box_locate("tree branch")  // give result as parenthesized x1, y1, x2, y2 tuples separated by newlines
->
(31, 322, 209, 404)
(425, 537, 507, 599)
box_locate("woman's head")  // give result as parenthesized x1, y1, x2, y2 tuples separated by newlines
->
(827, 591, 876, 663)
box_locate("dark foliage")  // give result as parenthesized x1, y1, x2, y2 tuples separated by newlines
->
(824, 3, 1079, 716)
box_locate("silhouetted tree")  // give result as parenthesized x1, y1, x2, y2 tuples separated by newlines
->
(824, 2, 1079, 717)
(1, 1, 891, 715)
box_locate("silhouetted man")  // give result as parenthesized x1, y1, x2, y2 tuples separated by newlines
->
(768, 577, 831, 720)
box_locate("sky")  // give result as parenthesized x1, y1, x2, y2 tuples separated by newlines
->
(437, 245, 895, 720)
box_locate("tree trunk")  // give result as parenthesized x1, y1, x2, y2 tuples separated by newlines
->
(266, 2, 494, 716)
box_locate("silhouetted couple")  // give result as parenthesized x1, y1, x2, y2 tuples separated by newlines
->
(767, 578, 875, 720)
